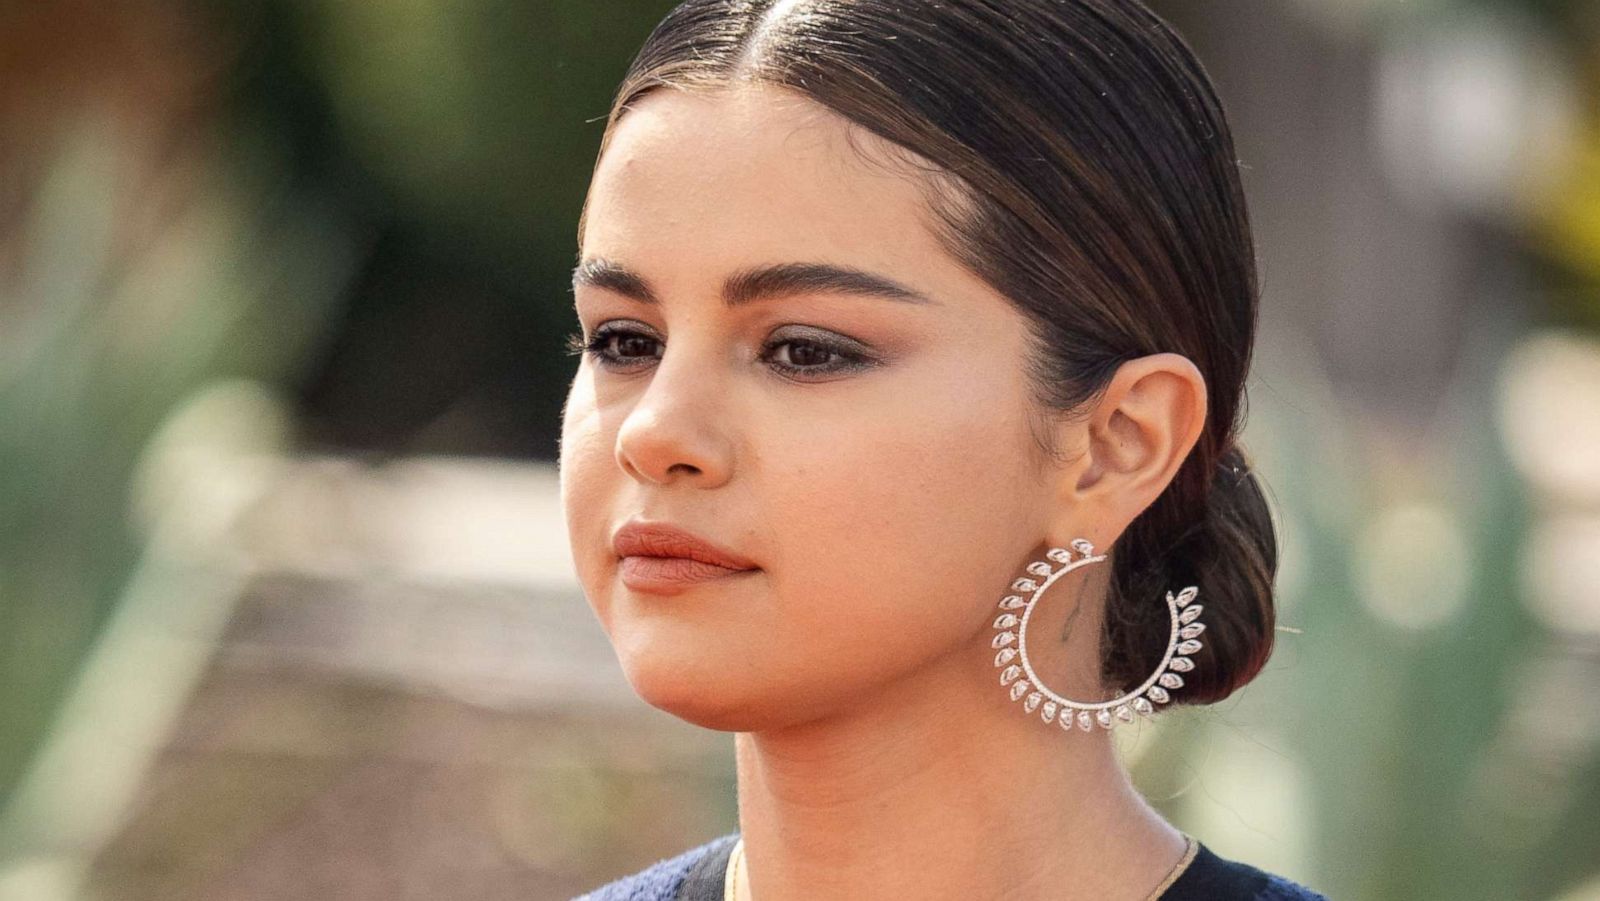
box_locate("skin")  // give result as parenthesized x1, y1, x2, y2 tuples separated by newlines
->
(560, 82, 1209, 901)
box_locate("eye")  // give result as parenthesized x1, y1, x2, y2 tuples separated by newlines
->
(564, 322, 662, 371)
(759, 329, 878, 379)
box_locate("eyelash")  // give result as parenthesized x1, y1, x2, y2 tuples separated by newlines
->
(563, 324, 878, 380)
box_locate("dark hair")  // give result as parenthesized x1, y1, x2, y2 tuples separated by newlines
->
(582, 0, 1279, 705)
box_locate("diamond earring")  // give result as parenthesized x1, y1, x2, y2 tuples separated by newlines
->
(991, 538, 1204, 732)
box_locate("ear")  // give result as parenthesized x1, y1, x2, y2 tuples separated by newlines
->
(1044, 353, 1208, 548)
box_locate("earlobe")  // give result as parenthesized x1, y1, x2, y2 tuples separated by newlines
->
(1055, 353, 1208, 537)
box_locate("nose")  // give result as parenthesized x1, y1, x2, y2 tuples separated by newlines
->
(613, 345, 734, 488)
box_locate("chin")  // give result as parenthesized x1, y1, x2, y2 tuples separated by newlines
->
(631, 675, 768, 732)
(616, 639, 744, 729)
(615, 639, 821, 733)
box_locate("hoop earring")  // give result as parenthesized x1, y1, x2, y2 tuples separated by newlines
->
(991, 538, 1204, 732)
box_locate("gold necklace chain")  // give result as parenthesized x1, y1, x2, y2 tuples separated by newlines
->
(725, 834, 1198, 901)
(723, 837, 744, 901)
(1145, 834, 1200, 900)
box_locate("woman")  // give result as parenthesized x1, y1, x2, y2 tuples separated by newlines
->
(560, 0, 1329, 898)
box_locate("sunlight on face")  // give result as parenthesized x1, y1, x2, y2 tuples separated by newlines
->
(559, 83, 1066, 731)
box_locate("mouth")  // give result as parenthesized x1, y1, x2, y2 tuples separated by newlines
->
(618, 555, 760, 594)
(610, 518, 760, 594)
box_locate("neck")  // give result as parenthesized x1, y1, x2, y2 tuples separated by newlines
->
(732, 647, 1187, 901)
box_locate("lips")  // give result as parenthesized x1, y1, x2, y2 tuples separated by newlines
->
(612, 519, 759, 593)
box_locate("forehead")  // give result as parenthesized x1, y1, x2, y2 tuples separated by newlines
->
(580, 82, 960, 289)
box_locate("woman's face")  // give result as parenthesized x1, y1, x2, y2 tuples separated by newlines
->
(560, 83, 1081, 731)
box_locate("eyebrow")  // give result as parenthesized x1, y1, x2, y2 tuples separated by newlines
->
(571, 257, 938, 308)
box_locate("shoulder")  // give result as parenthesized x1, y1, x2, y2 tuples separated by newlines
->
(1163, 842, 1331, 901)
(573, 833, 739, 901)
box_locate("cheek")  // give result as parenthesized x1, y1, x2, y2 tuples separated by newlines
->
(558, 378, 616, 624)
(754, 377, 1047, 690)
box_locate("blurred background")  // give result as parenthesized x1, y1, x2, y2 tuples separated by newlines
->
(1, 0, 1597, 898)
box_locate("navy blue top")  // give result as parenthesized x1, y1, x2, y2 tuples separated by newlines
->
(575, 832, 1332, 900)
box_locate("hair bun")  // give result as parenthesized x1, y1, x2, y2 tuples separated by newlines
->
(1102, 441, 1279, 706)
